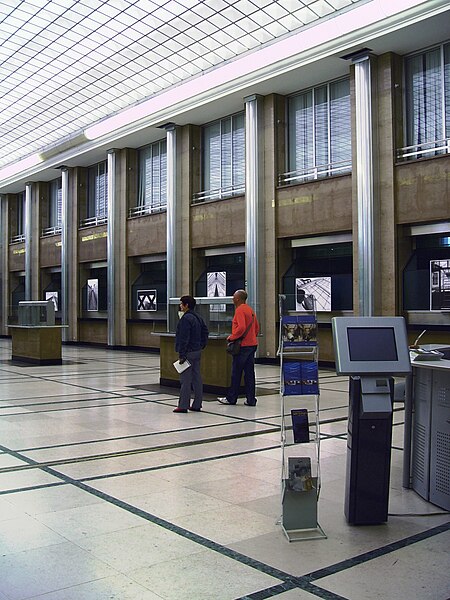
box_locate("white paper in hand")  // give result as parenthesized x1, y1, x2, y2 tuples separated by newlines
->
(173, 359, 191, 373)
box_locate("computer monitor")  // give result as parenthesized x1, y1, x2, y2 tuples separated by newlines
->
(332, 317, 411, 375)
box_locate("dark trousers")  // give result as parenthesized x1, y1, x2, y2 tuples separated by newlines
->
(178, 350, 203, 410)
(227, 345, 257, 405)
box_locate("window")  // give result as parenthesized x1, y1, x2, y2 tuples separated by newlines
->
(87, 161, 108, 222)
(195, 113, 245, 202)
(11, 193, 25, 243)
(401, 42, 450, 160)
(49, 178, 62, 230)
(283, 78, 351, 185)
(134, 140, 167, 216)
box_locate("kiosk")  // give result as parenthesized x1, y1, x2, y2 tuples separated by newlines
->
(332, 317, 411, 525)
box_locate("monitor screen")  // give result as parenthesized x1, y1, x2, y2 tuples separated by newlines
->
(332, 317, 411, 375)
(347, 327, 398, 362)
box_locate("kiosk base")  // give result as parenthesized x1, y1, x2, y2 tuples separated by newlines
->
(345, 376, 394, 525)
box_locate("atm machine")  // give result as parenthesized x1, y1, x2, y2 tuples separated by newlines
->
(332, 317, 411, 525)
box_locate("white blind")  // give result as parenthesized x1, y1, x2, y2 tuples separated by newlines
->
(138, 140, 167, 209)
(288, 78, 350, 175)
(406, 48, 443, 146)
(50, 178, 62, 228)
(88, 162, 108, 218)
(202, 112, 245, 196)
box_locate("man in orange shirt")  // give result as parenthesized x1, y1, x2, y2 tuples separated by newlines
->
(218, 289, 259, 406)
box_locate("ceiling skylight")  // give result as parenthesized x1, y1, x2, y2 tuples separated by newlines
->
(0, 0, 363, 169)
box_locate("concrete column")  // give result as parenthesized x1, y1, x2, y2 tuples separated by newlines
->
(106, 149, 127, 347)
(0, 196, 9, 334)
(24, 183, 32, 300)
(61, 167, 70, 341)
(166, 124, 179, 316)
(30, 183, 41, 300)
(353, 54, 379, 316)
(244, 95, 265, 320)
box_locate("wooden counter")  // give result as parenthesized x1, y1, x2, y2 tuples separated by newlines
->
(9, 326, 64, 365)
(157, 333, 234, 394)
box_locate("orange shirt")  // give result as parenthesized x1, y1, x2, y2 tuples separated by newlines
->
(230, 303, 259, 346)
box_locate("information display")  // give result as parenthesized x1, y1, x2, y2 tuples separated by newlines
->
(332, 317, 411, 376)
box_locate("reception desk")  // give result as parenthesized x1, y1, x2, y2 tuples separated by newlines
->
(157, 333, 234, 395)
(9, 325, 64, 365)
(404, 346, 450, 511)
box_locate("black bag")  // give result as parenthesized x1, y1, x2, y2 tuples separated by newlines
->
(226, 339, 242, 356)
(226, 314, 254, 356)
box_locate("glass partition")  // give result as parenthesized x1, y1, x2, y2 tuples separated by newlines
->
(168, 297, 261, 337)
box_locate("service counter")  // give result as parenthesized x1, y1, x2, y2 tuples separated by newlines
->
(9, 325, 65, 365)
(404, 345, 450, 511)
(156, 333, 233, 394)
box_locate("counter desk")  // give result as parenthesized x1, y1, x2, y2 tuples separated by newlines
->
(8, 325, 65, 365)
(155, 333, 233, 395)
(404, 345, 450, 511)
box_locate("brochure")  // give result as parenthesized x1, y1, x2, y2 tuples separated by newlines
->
(173, 359, 191, 373)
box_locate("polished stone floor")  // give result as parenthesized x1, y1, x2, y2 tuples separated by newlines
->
(0, 339, 448, 600)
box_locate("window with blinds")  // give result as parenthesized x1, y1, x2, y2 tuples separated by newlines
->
(50, 178, 62, 229)
(402, 42, 450, 160)
(87, 161, 108, 222)
(134, 140, 167, 216)
(196, 112, 245, 202)
(283, 78, 351, 185)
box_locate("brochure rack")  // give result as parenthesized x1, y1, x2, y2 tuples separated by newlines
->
(278, 294, 326, 541)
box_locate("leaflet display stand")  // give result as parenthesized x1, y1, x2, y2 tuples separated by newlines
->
(278, 295, 326, 542)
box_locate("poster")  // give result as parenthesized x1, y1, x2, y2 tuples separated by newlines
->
(430, 260, 450, 311)
(137, 289, 157, 311)
(281, 315, 317, 347)
(295, 277, 331, 312)
(45, 291, 58, 311)
(207, 271, 226, 312)
(87, 278, 98, 311)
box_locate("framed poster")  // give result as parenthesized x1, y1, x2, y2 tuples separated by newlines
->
(137, 289, 157, 311)
(207, 271, 226, 312)
(430, 259, 450, 311)
(45, 291, 58, 311)
(87, 278, 98, 311)
(296, 277, 331, 312)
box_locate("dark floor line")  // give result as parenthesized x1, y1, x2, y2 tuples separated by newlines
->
(0, 481, 66, 496)
(0, 439, 447, 600)
(237, 581, 349, 600)
(0, 398, 151, 417)
(0, 394, 143, 411)
(15, 417, 252, 452)
(80, 443, 282, 483)
(0, 426, 282, 475)
(304, 521, 450, 583)
(236, 581, 297, 599)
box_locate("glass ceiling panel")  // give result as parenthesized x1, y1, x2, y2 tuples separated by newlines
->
(0, 0, 365, 170)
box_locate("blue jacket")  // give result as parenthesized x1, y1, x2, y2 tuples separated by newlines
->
(175, 310, 209, 358)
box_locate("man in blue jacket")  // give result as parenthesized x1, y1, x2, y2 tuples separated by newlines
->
(174, 295, 209, 413)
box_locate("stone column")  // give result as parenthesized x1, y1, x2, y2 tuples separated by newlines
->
(24, 183, 32, 300)
(353, 53, 379, 316)
(244, 95, 265, 327)
(107, 149, 127, 347)
(0, 195, 9, 334)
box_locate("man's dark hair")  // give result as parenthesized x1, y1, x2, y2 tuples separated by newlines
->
(180, 295, 196, 310)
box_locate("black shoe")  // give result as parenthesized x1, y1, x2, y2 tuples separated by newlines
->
(189, 406, 201, 411)
(217, 397, 236, 405)
(244, 401, 257, 406)
(173, 407, 188, 413)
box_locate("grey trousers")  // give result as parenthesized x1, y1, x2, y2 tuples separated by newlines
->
(178, 349, 203, 410)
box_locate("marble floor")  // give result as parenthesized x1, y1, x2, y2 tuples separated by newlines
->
(0, 340, 448, 600)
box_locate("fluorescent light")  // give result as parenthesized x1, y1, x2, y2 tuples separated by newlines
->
(0, 154, 43, 182)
